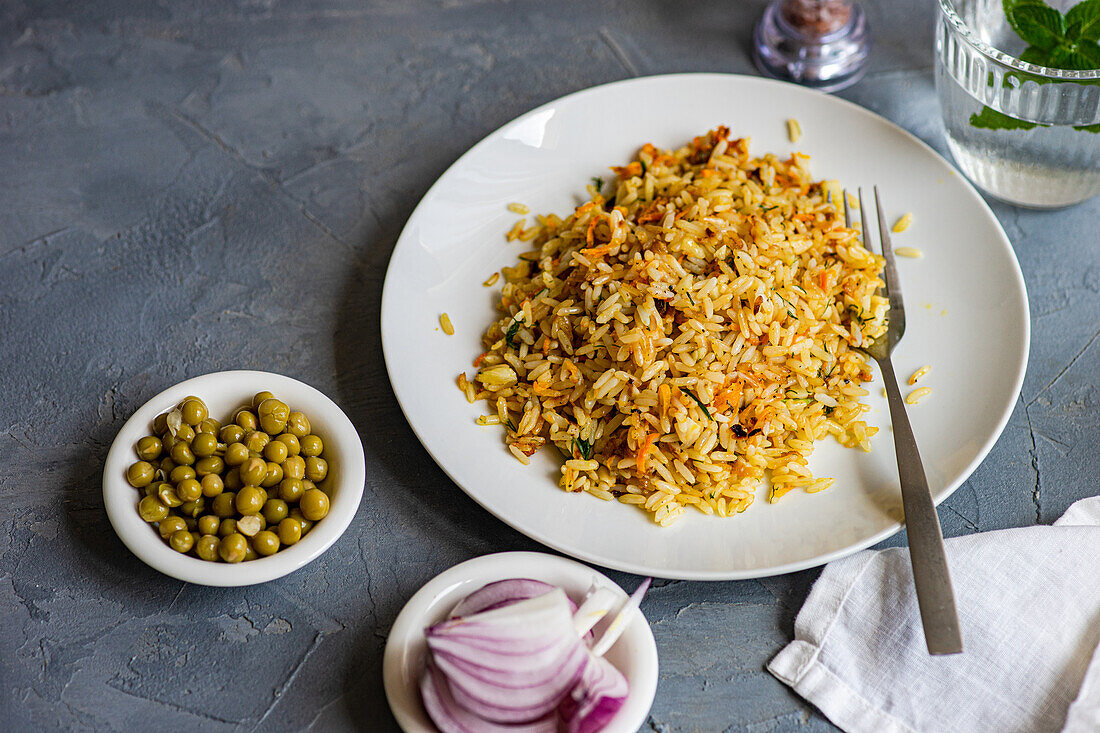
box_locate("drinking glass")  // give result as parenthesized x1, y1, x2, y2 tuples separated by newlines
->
(935, 0, 1100, 208)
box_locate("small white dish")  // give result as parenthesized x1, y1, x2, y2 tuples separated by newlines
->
(383, 551, 659, 733)
(380, 72, 1030, 580)
(102, 370, 365, 586)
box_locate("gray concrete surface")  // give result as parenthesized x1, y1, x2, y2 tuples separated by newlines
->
(2, 0, 1097, 730)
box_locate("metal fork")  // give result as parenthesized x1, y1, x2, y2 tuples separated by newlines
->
(845, 187, 963, 656)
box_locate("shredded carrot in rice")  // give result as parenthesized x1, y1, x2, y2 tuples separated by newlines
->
(636, 433, 659, 475)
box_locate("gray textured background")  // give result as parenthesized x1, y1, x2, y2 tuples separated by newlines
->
(2, 0, 1097, 730)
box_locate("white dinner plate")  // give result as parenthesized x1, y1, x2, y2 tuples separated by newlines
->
(380, 73, 1029, 580)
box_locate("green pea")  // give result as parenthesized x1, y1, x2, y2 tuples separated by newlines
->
(224, 467, 242, 491)
(179, 398, 208, 426)
(218, 518, 238, 537)
(277, 518, 302, 546)
(211, 491, 236, 518)
(252, 391, 275, 408)
(288, 508, 313, 535)
(262, 462, 283, 488)
(252, 530, 280, 556)
(195, 534, 220, 561)
(236, 513, 265, 536)
(191, 433, 217, 458)
(176, 478, 203, 502)
(258, 398, 290, 434)
(136, 436, 163, 461)
(262, 499, 289, 524)
(126, 461, 155, 488)
(170, 442, 195, 466)
(300, 489, 329, 521)
(158, 515, 188, 538)
(201, 473, 224, 498)
(264, 440, 289, 464)
(240, 457, 267, 486)
(170, 465, 196, 483)
(197, 417, 221, 435)
(195, 456, 224, 477)
(153, 412, 170, 435)
(219, 533, 248, 563)
(174, 424, 196, 443)
(299, 434, 323, 457)
(275, 433, 300, 456)
(234, 409, 258, 431)
(283, 456, 305, 480)
(305, 456, 328, 483)
(235, 486, 266, 515)
(225, 443, 250, 466)
(157, 483, 182, 508)
(220, 424, 245, 444)
(197, 515, 220, 535)
(138, 496, 169, 522)
(179, 498, 205, 518)
(169, 529, 196, 553)
(244, 431, 270, 454)
(279, 478, 304, 503)
(286, 411, 311, 438)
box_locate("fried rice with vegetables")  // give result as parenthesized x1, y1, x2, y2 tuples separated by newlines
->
(458, 127, 888, 526)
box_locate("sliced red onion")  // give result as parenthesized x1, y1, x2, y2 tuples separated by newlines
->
(572, 586, 618, 637)
(420, 576, 653, 733)
(420, 659, 558, 733)
(590, 577, 652, 658)
(449, 579, 575, 618)
(426, 589, 589, 723)
(558, 655, 630, 733)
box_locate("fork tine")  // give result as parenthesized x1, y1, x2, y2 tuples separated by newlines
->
(874, 185, 905, 314)
(843, 189, 851, 228)
(857, 188, 873, 253)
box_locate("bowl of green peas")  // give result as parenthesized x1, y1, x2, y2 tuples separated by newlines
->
(103, 370, 365, 586)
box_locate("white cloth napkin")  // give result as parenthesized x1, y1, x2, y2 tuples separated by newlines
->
(768, 497, 1100, 733)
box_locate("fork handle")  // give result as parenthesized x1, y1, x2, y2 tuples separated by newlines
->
(877, 355, 963, 655)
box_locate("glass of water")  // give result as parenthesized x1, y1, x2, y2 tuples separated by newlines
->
(935, 0, 1100, 208)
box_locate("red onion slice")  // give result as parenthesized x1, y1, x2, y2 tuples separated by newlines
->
(426, 589, 588, 723)
(420, 659, 558, 733)
(558, 655, 629, 733)
(449, 578, 572, 618)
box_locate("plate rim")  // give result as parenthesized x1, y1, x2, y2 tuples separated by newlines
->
(380, 72, 1031, 580)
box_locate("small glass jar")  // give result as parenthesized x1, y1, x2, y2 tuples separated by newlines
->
(753, 0, 871, 92)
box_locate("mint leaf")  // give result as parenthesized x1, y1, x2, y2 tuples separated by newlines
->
(1077, 39, 1100, 66)
(1018, 45, 1053, 65)
(1050, 45, 1097, 69)
(1073, 122, 1100, 132)
(969, 106, 1040, 130)
(1066, 0, 1100, 41)
(1006, 2, 1067, 49)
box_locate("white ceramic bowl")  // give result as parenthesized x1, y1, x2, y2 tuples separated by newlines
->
(383, 551, 659, 733)
(103, 370, 365, 586)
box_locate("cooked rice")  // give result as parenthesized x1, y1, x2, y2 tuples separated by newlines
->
(483, 272, 501, 287)
(467, 128, 888, 525)
(786, 118, 802, 143)
(895, 246, 923, 258)
(892, 213, 913, 232)
(440, 312, 455, 335)
(906, 387, 932, 405)
(508, 202, 531, 214)
(908, 365, 931, 386)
